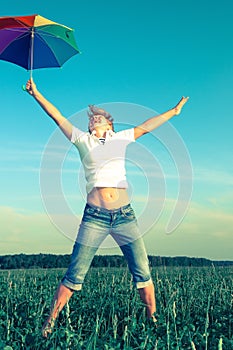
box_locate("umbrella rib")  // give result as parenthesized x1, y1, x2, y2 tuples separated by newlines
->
(1, 27, 60, 40)
(37, 23, 72, 31)
(1, 27, 30, 34)
(36, 27, 74, 41)
(2, 27, 24, 31)
(1, 26, 67, 39)
(14, 18, 31, 28)
(37, 31, 63, 39)
(3, 30, 29, 39)
(1, 18, 31, 29)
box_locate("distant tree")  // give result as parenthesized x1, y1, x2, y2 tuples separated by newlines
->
(0, 254, 232, 269)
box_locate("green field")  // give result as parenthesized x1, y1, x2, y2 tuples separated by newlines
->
(0, 266, 232, 349)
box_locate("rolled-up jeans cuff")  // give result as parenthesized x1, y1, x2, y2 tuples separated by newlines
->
(135, 278, 153, 289)
(61, 278, 82, 291)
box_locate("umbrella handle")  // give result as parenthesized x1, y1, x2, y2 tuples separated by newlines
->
(21, 27, 34, 92)
(29, 28, 35, 79)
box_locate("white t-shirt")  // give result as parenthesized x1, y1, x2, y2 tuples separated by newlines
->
(71, 127, 135, 193)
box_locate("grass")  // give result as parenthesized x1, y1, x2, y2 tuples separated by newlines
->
(0, 266, 232, 349)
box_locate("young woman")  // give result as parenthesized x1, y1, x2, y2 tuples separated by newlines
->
(26, 79, 188, 337)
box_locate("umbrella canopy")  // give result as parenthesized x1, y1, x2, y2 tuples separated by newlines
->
(0, 14, 80, 72)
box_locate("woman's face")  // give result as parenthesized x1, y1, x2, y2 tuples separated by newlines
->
(89, 114, 113, 132)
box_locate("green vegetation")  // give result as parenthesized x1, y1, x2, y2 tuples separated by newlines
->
(1, 254, 232, 269)
(0, 266, 232, 349)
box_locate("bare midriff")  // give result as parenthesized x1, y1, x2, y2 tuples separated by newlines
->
(87, 187, 130, 209)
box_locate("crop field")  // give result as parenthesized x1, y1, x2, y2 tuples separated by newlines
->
(0, 266, 232, 350)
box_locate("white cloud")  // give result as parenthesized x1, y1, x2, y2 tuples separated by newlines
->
(0, 206, 78, 255)
(143, 199, 233, 260)
(194, 166, 233, 185)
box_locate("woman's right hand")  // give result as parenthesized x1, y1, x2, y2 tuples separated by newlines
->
(25, 78, 37, 96)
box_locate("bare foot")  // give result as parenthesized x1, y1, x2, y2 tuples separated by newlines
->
(151, 315, 158, 323)
(42, 318, 55, 338)
(146, 314, 158, 329)
(174, 96, 189, 115)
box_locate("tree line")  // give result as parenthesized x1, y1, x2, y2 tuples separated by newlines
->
(0, 254, 232, 270)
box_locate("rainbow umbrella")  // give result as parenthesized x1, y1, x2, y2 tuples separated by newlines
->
(0, 14, 80, 78)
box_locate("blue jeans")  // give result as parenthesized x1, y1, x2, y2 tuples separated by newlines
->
(61, 203, 152, 291)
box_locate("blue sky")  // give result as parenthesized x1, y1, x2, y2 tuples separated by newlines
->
(0, 0, 232, 260)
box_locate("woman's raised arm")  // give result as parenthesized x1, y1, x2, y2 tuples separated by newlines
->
(26, 78, 73, 140)
(134, 96, 189, 140)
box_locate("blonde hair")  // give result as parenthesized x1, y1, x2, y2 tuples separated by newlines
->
(87, 105, 114, 132)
